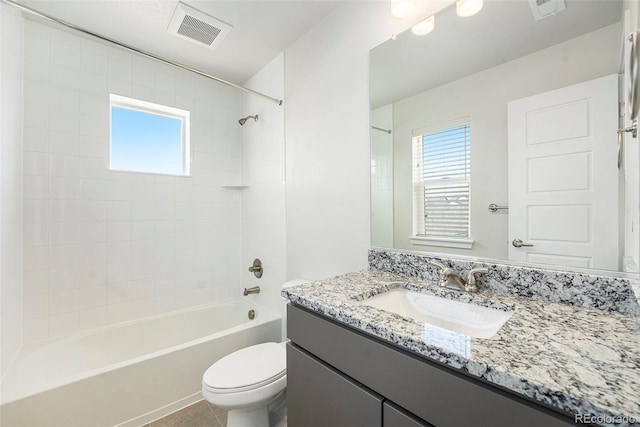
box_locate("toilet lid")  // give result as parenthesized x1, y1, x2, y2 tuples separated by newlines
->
(203, 342, 286, 391)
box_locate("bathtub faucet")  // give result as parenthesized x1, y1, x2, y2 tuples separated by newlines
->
(243, 286, 260, 296)
(248, 258, 263, 278)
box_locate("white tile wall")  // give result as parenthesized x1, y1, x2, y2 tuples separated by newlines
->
(240, 54, 287, 335)
(1, 5, 24, 377)
(22, 20, 243, 343)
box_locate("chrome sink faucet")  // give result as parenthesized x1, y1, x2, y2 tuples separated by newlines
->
(429, 261, 488, 293)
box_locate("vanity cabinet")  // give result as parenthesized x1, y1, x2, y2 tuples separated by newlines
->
(384, 402, 434, 427)
(287, 304, 578, 427)
(287, 343, 383, 426)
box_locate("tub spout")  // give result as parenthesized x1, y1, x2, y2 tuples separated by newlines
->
(243, 286, 260, 296)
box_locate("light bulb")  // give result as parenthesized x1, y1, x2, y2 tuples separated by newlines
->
(392, 0, 416, 18)
(456, 0, 483, 17)
(411, 16, 435, 36)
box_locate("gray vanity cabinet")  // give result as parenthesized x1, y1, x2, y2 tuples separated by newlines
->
(384, 402, 434, 427)
(287, 343, 383, 426)
(286, 304, 578, 427)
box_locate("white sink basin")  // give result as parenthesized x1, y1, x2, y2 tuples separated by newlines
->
(362, 289, 514, 339)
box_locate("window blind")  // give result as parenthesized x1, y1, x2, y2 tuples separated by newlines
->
(413, 123, 471, 238)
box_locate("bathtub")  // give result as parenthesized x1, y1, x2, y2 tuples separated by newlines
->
(0, 299, 281, 427)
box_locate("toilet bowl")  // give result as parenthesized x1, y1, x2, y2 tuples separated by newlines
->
(201, 279, 309, 427)
(202, 342, 286, 427)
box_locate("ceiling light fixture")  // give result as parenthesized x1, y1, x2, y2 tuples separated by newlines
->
(411, 15, 435, 36)
(456, 0, 484, 17)
(392, 0, 416, 18)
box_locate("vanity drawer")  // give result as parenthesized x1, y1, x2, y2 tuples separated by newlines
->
(287, 304, 575, 427)
(287, 343, 383, 427)
(384, 401, 433, 427)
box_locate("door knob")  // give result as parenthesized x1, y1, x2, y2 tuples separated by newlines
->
(512, 239, 533, 248)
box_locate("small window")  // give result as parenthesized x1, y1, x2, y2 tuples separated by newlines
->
(109, 94, 190, 176)
(412, 119, 471, 247)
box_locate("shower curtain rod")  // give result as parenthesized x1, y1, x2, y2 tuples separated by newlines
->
(371, 126, 391, 134)
(1, 0, 284, 106)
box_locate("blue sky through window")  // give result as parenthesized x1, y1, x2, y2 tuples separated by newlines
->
(110, 106, 184, 175)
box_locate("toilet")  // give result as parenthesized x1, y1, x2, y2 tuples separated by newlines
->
(201, 279, 309, 427)
(202, 342, 287, 427)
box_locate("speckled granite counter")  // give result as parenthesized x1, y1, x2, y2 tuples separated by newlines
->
(282, 270, 640, 427)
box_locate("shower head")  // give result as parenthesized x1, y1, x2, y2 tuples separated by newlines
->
(238, 115, 259, 126)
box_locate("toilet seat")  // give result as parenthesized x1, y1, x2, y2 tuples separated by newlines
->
(203, 342, 286, 393)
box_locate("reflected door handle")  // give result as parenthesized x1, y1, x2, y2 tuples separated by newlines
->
(512, 239, 533, 248)
(629, 31, 640, 120)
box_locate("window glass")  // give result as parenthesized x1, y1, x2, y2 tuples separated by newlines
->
(109, 94, 190, 176)
(413, 122, 471, 239)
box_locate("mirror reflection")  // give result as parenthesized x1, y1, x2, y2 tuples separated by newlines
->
(370, 0, 638, 273)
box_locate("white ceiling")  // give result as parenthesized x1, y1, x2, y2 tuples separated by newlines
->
(370, 0, 623, 108)
(14, 0, 343, 85)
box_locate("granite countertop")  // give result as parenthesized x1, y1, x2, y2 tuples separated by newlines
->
(282, 270, 640, 427)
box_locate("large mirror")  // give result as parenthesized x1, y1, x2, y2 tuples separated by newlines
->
(370, 0, 640, 273)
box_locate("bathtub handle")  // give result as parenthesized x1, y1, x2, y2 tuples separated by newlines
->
(248, 258, 263, 278)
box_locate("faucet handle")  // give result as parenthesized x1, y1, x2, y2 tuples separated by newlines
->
(248, 258, 263, 278)
(430, 261, 457, 275)
(430, 261, 455, 285)
(466, 267, 489, 286)
(429, 260, 446, 278)
(429, 260, 447, 271)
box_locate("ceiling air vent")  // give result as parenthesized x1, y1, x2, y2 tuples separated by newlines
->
(168, 2, 232, 50)
(528, 0, 566, 21)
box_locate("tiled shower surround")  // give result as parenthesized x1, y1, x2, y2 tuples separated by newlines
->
(1, 6, 24, 377)
(369, 249, 640, 315)
(21, 20, 244, 343)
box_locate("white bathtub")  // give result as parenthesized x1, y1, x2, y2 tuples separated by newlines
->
(0, 299, 281, 427)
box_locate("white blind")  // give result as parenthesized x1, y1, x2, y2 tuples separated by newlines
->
(413, 123, 471, 238)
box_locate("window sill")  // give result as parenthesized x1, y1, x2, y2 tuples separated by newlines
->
(409, 236, 474, 249)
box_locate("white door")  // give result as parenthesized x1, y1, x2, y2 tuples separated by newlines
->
(622, 9, 640, 272)
(507, 74, 618, 270)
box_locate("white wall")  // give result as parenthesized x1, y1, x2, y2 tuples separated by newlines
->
(392, 23, 620, 259)
(21, 20, 243, 343)
(240, 53, 287, 332)
(0, 5, 24, 377)
(284, 2, 393, 280)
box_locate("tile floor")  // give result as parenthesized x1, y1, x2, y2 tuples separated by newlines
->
(143, 400, 227, 427)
